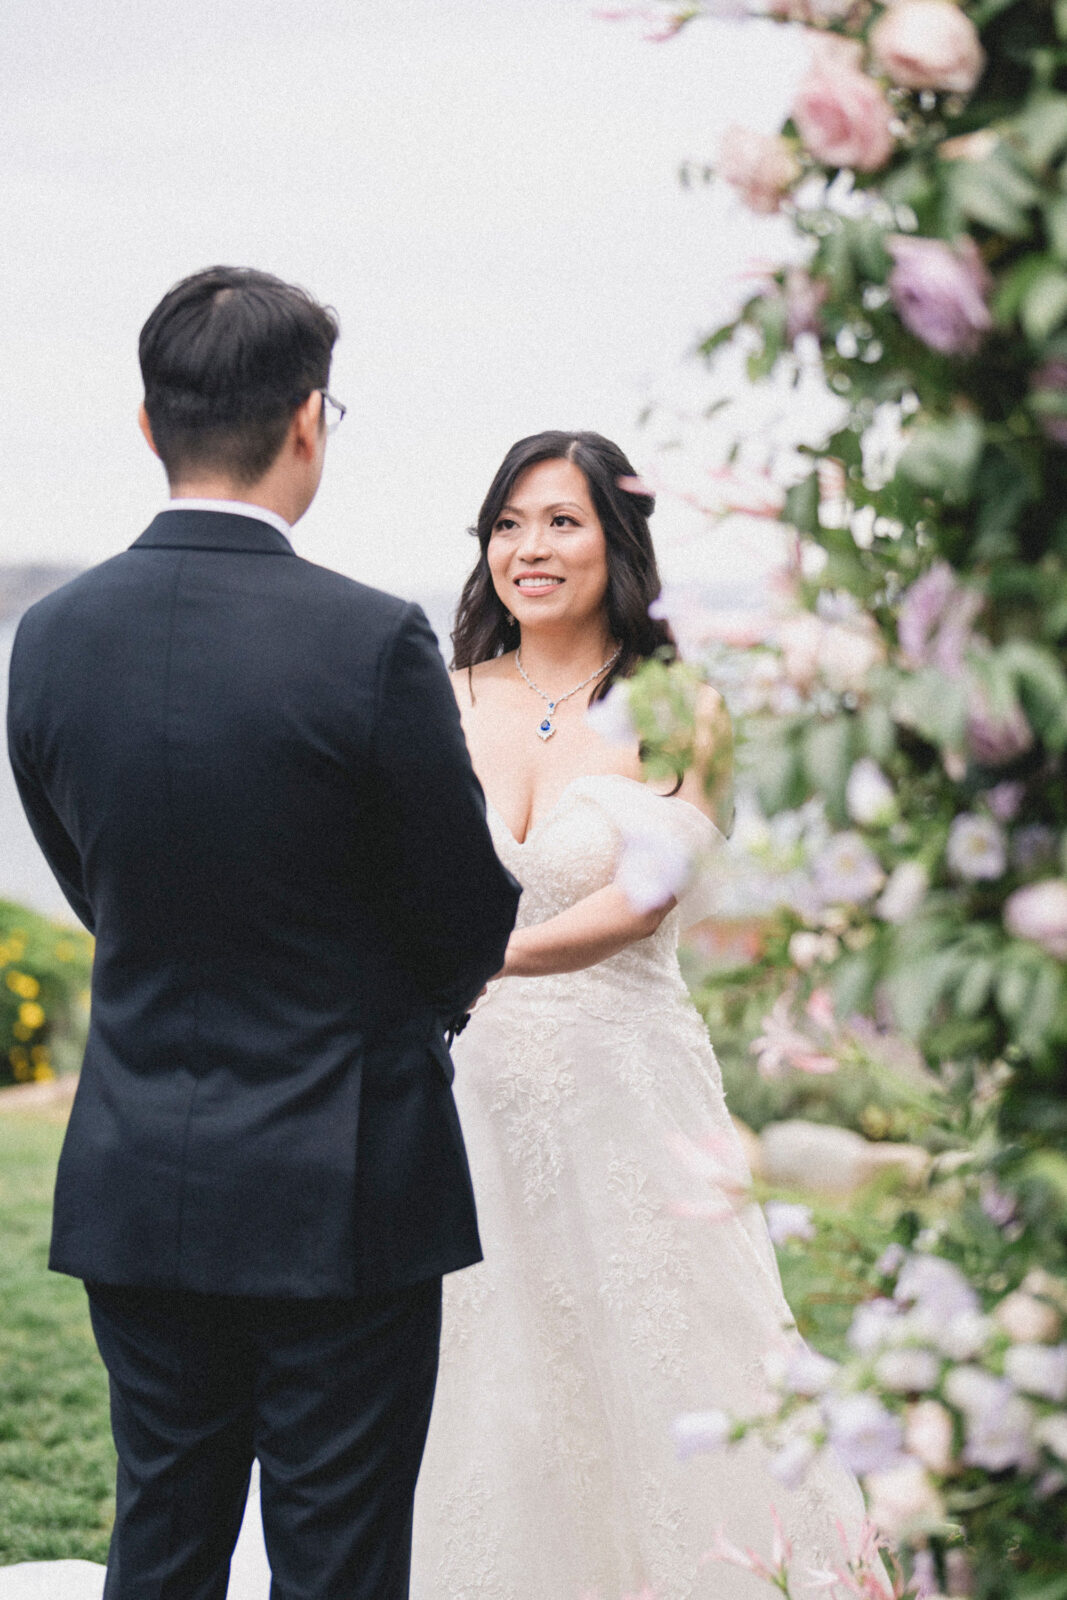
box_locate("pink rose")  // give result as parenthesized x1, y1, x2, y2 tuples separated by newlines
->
(792, 37, 895, 173)
(872, 0, 985, 95)
(1004, 880, 1067, 962)
(887, 235, 992, 356)
(718, 126, 800, 215)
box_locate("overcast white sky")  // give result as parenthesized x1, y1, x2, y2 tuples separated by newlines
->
(0, 0, 810, 606)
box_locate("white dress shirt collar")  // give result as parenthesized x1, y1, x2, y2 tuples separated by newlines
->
(159, 498, 292, 540)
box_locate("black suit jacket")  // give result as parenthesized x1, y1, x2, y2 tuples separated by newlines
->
(6, 510, 521, 1297)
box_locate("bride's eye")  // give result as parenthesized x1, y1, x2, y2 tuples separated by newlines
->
(551, 515, 579, 527)
(493, 518, 518, 534)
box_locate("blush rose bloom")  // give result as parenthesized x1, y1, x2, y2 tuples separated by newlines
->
(718, 126, 801, 214)
(871, 0, 985, 95)
(1004, 879, 1067, 961)
(792, 37, 894, 173)
(887, 235, 993, 356)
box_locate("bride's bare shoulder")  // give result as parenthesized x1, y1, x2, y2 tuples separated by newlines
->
(449, 654, 516, 710)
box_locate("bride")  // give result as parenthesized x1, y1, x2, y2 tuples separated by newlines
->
(408, 430, 871, 1599)
(0, 431, 871, 1600)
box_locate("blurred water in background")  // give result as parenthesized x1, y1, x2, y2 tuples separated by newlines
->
(1, 589, 460, 925)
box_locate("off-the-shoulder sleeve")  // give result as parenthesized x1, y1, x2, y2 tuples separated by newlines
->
(569, 776, 724, 931)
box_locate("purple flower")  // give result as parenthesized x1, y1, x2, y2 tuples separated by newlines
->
(946, 813, 1007, 881)
(984, 781, 1025, 822)
(764, 1200, 815, 1246)
(966, 692, 1033, 767)
(671, 1409, 731, 1459)
(1004, 878, 1067, 959)
(822, 1392, 905, 1475)
(895, 1253, 980, 1322)
(813, 832, 886, 905)
(586, 682, 637, 747)
(1010, 825, 1057, 874)
(616, 828, 692, 913)
(1031, 358, 1067, 447)
(897, 561, 982, 674)
(887, 235, 993, 356)
(944, 1367, 1038, 1472)
(1004, 1343, 1067, 1403)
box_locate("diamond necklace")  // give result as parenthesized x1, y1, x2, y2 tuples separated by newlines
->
(515, 646, 621, 742)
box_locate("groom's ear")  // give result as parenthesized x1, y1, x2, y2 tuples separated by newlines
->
(138, 404, 161, 461)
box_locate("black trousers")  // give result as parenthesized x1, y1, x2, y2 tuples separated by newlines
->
(86, 1276, 443, 1600)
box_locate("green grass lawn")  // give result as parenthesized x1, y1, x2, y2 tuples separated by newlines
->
(0, 1111, 113, 1563)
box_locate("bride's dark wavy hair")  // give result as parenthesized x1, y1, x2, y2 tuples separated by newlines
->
(451, 430, 676, 700)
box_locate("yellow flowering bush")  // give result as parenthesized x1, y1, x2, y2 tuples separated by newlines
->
(0, 900, 92, 1088)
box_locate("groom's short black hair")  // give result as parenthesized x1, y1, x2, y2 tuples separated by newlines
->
(139, 266, 340, 486)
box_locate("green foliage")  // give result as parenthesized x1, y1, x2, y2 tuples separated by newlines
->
(0, 1114, 113, 1561)
(0, 901, 92, 1089)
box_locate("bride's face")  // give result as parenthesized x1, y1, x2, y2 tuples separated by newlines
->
(487, 458, 610, 637)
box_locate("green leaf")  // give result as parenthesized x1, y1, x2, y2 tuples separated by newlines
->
(955, 956, 996, 1018)
(999, 639, 1067, 749)
(885, 950, 965, 1038)
(1019, 1149, 1067, 1207)
(1016, 962, 1064, 1055)
(832, 950, 878, 1015)
(897, 415, 984, 505)
(861, 703, 895, 764)
(1013, 1577, 1067, 1600)
(945, 150, 1041, 238)
(1014, 94, 1067, 170)
(802, 717, 853, 822)
(784, 473, 820, 537)
(1021, 266, 1067, 342)
(892, 667, 969, 751)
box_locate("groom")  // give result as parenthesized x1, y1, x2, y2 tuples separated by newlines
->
(6, 266, 521, 1599)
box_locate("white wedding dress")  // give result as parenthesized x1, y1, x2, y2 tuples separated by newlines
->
(0, 775, 868, 1600)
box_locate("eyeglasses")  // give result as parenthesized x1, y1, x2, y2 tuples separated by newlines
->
(320, 390, 347, 435)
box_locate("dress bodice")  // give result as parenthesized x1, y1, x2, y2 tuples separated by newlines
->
(482, 774, 720, 1022)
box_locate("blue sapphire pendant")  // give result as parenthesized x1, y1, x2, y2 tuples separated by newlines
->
(537, 717, 556, 741)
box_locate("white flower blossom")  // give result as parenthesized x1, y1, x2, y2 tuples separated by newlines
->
(896, 1253, 979, 1323)
(1003, 1343, 1067, 1403)
(865, 1456, 946, 1540)
(875, 1347, 942, 1394)
(905, 1399, 956, 1474)
(769, 1434, 819, 1488)
(784, 1345, 840, 1396)
(814, 832, 886, 905)
(848, 1298, 901, 1354)
(821, 1392, 905, 1475)
(1036, 1413, 1067, 1462)
(935, 1310, 992, 1361)
(846, 758, 897, 826)
(945, 1366, 1038, 1472)
(946, 813, 1007, 882)
(876, 860, 929, 924)
(671, 1409, 731, 1459)
(585, 681, 637, 747)
(764, 1200, 815, 1246)
(615, 828, 692, 914)
(994, 1290, 1062, 1344)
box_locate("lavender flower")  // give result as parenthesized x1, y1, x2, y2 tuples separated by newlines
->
(671, 1409, 731, 1459)
(946, 813, 1007, 881)
(813, 832, 886, 904)
(764, 1200, 815, 1245)
(586, 682, 637, 747)
(1004, 879, 1067, 959)
(874, 1347, 942, 1394)
(1003, 1343, 1067, 1403)
(897, 561, 982, 674)
(821, 1392, 905, 1475)
(1010, 825, 1057, 873)
(966, 692, 1033, 767)
(887, 235, 993, 357)
(984, 780, 1026, 822)
(615, 828, 692, 913)
(945, 1366, 1038, 1472)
